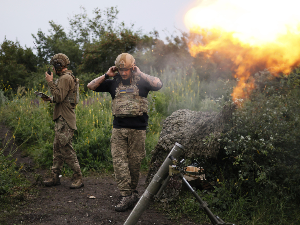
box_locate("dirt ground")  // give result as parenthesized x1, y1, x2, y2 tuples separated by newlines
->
(0, 124, 203, 225)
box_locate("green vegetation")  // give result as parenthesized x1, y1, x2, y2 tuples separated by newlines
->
(1, 5, 300, 225)
(0, 67, 227, 205)
(0, 68, 226, 170)
(0, 154, 32, 203)
(0, 124, 35, 211)
(159, 71, 300, 225)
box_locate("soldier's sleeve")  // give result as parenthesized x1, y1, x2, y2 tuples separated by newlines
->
(95, 79, 113, 93)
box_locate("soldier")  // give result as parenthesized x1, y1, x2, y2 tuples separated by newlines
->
(87, 53, 163, 212)
(42, 53, 84, 189)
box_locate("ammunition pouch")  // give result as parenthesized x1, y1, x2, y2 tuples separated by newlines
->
(67, 77, 79, 105)
(54, 71, 80, 105)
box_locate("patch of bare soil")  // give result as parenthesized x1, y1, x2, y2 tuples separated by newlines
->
(6, 175, 200, 225)
(0, 124, 202, 225)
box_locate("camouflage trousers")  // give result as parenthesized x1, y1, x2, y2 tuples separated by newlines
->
(52, 116, 82, 176)
(111, 128, 146, 196)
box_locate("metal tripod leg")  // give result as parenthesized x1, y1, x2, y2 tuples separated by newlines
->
(179, 173, 234, 225)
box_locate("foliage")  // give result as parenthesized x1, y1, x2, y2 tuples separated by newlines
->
(3, 5, 300, 224)
(73, 92, 113, 172)
(0, 126, 32, 206)
(32, 21, 82, 74)
(2, 5, 234, 97)
(73, 6, 156, 74)
(32, 6, 156, 76)
(152, 67, 234, 117)
(0, 87, 113, 172)
(0, 39, 38, 91)
(4, 62, 300, 224)
(285, 66, 300, 88)
(68, 6, 120, 45)
(145, 68, 300, 225)
(219, 73, 300, 200)
(163, 71, 300, 224)
(0, 63, 228, 172)
(0, 154, 31, 204)
(163, 185, 300, 224)
(79, 29, 155, 74)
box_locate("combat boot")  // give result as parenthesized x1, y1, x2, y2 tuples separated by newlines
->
(70, 173, 84, 189)
(131, 190, 139, 206)
(115, 195, 134, 212)
(43, 170, 61, 187)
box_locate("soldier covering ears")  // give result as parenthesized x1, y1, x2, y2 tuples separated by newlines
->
(87, 53, 163, 211)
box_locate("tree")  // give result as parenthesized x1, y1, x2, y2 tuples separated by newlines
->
(0, 39, 37, 90)
(32, 6, 156, 76)
(79, 29, 155, 74)
(32, 21, 82, 75)
(69, 6, 156, 74)
(68, 6, 120, 46)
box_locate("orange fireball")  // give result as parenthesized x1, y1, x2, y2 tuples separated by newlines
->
(184, 0, 300, 102)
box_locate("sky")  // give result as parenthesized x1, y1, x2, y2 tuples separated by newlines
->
(1, 0, 200, 49)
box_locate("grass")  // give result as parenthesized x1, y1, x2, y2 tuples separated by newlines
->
(8, 68, 298, 224)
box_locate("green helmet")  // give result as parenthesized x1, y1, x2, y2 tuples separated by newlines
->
(50, 53, 70, 71)
(115, 53, 135, 69)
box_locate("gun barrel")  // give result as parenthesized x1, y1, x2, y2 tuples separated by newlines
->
(124, 142, 184, 225)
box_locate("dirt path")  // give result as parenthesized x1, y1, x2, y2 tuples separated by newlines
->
(0, 124, 201, 225)
(6, 174, 198, 225)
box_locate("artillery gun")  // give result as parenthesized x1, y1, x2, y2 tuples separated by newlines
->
(124, 143, 234, 225)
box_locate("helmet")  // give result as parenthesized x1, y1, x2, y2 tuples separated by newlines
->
(115, 53, 135, 69)
(50, 53, 70, 71)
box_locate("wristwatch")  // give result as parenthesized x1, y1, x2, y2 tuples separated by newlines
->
(104, 74, 109, 80)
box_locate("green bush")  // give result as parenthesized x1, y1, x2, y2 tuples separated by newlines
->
(165, 73, 300, 224)
(220, 80, 300, 200)
(0, 139, 32, 206)
(164, 184, 300, 224)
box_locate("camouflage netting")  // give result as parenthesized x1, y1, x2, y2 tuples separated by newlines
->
(146, 103, 236, 201)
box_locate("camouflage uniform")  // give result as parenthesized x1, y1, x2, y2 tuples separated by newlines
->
(92, 53, 162, 211)
(52, 116, 82, 178)
(44, 53, 83, 189)
(111, 128, 146, 196)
